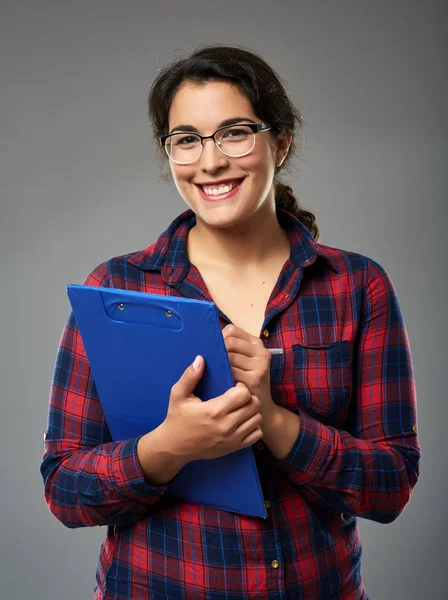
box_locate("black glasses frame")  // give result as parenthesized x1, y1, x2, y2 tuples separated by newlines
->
(160, 122, 271, 150)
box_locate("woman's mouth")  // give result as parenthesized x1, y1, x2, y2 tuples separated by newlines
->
(196, 178, 245, 201)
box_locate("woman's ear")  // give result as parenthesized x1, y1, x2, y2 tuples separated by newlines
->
(275, 130, 293, 168)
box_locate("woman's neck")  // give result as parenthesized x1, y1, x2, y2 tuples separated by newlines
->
(187, 205, 290, 273)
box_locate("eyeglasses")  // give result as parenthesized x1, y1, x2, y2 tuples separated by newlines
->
(160, 122, 272, 165)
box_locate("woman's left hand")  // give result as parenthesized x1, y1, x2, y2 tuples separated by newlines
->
(222, 324, 278, 428)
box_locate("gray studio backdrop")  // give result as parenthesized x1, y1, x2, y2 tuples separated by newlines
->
(1, 1, 446, 598)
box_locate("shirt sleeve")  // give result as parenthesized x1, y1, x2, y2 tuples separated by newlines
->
(40, 268, 169, 528)
(275, 259, 421, 524)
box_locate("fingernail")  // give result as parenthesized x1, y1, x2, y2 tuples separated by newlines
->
(193, 355, 202, 370)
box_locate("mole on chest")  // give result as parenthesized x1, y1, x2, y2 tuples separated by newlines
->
(212, 282, 273, 337)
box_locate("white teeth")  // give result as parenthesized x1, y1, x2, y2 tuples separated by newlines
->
(202, 180, 241, 196)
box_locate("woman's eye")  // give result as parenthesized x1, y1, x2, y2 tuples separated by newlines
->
(177, 135, 197, 146)
(224, 128, 245, 138)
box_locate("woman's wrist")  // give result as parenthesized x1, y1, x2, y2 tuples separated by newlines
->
(261, 403, 301, 461)
(137, 424, 188, 486)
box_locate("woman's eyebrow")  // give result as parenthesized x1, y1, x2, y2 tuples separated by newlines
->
(169, 117, 257, 134)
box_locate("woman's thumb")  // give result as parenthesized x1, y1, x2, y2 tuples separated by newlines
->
(177, 355, 204, 395)
(172, 355, 204, 401)
(192, 355, 203, 371)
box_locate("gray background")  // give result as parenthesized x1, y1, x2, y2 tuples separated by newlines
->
(1, 0, 446, 598)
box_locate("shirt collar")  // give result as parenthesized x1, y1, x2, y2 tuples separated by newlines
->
(127, 208, 339, 285)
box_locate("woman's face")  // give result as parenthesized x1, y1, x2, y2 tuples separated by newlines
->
(166, 80, 288, 230)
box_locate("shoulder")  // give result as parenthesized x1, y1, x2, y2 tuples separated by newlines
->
(81, 212, 191, 288)
(318, 241, 391, 280)
(81, 242, 159, 289)
(316, 242, 398, 306)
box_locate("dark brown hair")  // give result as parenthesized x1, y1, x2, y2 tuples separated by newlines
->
(148, 44, 319, 240)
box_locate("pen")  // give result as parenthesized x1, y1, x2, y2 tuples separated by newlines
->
(267, 348, 283, 355)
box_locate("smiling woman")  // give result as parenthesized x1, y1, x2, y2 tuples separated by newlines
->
(159, 79, 293, 235)
(40, 44, 420, 600)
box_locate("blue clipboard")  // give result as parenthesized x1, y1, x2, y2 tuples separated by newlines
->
(66, 284, 267, 519)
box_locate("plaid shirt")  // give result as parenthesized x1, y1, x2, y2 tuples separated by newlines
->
(41, 208, 420, 600)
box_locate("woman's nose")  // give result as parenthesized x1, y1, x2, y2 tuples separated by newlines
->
(199, 138, 229, 172)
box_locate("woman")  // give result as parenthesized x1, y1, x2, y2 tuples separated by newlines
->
(41, 45, 421, 599)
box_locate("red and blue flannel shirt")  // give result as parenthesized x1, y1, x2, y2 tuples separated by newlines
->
(41, 208, 420, 599)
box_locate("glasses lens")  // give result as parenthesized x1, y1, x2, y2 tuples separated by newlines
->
(166, 133, 201, 163)
(217, 125, 255, 157)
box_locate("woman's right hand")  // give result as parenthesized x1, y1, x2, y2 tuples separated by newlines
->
(137, 355, 263, 485)
(162, 355, 263, 462)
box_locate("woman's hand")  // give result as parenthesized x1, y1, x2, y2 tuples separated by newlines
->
(140, 355, 264, 475)
(222, 324, 278, 428)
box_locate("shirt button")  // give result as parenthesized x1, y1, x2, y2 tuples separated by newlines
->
(43, 432, 47, 440)
(271, 560, 280, 569)
(265, 500, 272, 509)
(256, 441, 265, 451)
(262, 329, 269, 338)
(412, 425, 418, 434)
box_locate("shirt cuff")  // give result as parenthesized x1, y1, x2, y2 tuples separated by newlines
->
(111, 437, 170, 502)
(275, 410, 335, 485)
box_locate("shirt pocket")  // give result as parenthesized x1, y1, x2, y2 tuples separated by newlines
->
(291, 340, 352, 419)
